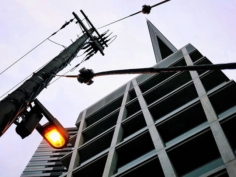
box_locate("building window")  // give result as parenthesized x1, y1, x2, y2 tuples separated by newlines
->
(117, 156, 165, 177)
(115, 131, 155, 174)
(209, 83, 236, 117)
(149, 82, 198, 122)
(200, 70, 229, 92)
(167, 129, 223, 177)
(189, 50, 203, 62)
(143, 71, 192, 105)
(121, 112, 146, 141)
(156, 101, 208, 145)
(83, 111, 119, 143)
(73, 154, 107, 177)
(85, 96, 123, 127)
(221, 115, 236, 155)
(78, 129, 114, 165)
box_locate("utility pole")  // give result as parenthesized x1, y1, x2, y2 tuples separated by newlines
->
(0, 30, 94, 136)
(0, 8, 112, 137)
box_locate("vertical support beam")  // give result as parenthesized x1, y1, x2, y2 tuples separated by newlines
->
(225, 159, 236, 177)
(66, 110, 87, 177)
(132, 79, 177, 177)
(102, 83, 131, 177)
(157, 149, 177, 177)
(182, 47, 236, 176)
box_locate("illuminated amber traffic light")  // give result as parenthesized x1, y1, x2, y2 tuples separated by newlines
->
(44, 127, 66, 148)
(37, 120, 69, 149)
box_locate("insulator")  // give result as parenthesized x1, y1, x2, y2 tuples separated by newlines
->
(98, 35, 110, 42)
(77, 68, 94, 85)
(104, 38, 112, 43)
(84, 47, 93, 53)
(86, 50, 95, 56)
(85, 54, 94, 61)
(82, 44, 90, 49)
(60, 21, 70, 29)
(51, 32, 57, 36)
(99, 30, 109, 38)
(142, 5, 151, 14)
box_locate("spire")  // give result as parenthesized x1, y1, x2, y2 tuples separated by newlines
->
(147, 19, 177, 63)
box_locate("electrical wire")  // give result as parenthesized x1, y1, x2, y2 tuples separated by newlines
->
(47, 55, 88, 86)
(0, 37, 85, 99)
(76, 52, 86, 58)
(97, 0, 170, 29)
(0, 75, 31, 99)
(0, 23, 87, 98)
(47, 69, 71, 86)
(0, 59, 53, 99)
(0, 19, 75, 76)
(0, 30, 61, 76)
(48, 39, 66, 48)
(0, 36, 51, 76)
(107, 35, 117, 45)
(47, 34, 117, 86)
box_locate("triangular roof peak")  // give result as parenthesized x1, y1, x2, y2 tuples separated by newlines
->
(147, 19, 177, 63)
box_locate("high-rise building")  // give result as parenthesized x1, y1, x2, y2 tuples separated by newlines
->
(20, 127, 78, 177)
(22, 20, 236, 177)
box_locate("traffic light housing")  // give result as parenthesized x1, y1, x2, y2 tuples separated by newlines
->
(15, 99, 69, 149)
(15, 106, 43, 139)
(36, 119, 68, 149)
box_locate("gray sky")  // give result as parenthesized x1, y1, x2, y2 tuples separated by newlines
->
(0, 0, 236, 176)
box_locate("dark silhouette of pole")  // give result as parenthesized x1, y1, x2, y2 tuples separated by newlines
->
(0, 29, 94, 136)
(55, 63, 236, 85)
(93, 63, 236, 77)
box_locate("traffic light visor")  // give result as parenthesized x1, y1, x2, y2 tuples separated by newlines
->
(44, 128, 66, 148)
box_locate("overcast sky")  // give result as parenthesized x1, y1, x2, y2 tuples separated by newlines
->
(0, 0, 236, 176)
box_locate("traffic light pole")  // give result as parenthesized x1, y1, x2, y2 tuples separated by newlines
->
(0, 29, 94, 136)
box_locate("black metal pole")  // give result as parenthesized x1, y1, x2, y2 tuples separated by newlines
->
(93, 63, 236, 77)
(0, 29, 94, 136)
(72, 12, 94, 40)
(80, 10, 108, 47)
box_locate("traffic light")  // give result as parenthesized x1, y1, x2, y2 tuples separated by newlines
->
(15, 106, 43, 139)
(15, 99, 69, 149)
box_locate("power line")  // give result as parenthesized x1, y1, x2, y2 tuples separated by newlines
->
(0, 18, 93, 98)
(1, 51, 87, 99)
(48, 39, 66, 48)
(47, 70, 71, 86)
(97, 0, 170, 29)
(0, 19, 75, 76)
(0, 30, 60, 76)
(0, 37, 50, 76)
(0, 59, 53, 99)
(47, 55, 87, 86)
